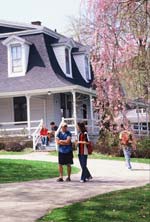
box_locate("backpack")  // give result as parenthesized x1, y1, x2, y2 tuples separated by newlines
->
(87, 141, 94, 155)
(120, 131, 131, 145)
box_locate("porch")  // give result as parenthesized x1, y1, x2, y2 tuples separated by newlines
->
(0, 86, 99, 150)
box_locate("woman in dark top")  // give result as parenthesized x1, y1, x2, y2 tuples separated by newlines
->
(76, 122, 92, 183)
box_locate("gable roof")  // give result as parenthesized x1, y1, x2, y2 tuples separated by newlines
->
(2, 35, 32, 46)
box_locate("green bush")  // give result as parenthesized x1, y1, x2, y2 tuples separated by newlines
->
(96, 130, 121, 156)
(136, 138, 150, 158)
(5, 142, 25, 152)
(0, 142, 5, 150)
(24, 140, 33, 148)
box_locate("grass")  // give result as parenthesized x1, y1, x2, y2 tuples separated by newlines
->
(0, 159, 79, 183)
(49, 151, 150, 164)
(38, 184, 150, 222)
(0, 148, 33, 155)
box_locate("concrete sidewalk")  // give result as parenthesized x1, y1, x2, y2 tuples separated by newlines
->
(0, 152, 149, 222)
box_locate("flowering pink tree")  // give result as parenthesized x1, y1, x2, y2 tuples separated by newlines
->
(79, 0, 150, 132)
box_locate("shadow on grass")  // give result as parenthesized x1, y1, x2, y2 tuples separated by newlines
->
(38, 185, 150, 222)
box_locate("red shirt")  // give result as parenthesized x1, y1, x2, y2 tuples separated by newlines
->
(40, 128, 48, 136)
(79, 132, 88, 155)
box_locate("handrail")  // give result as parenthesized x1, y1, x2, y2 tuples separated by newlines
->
(32, 119, 43, 150)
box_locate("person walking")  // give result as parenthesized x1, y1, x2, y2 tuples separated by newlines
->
(76, 122, 92, 183)
(119, 124, 136, 169)
(56, 123, 73, 182)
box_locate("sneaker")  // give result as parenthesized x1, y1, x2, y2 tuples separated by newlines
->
(80, 180, 86, 183)
(56, 178, 64, 182)
(65, 177, 71, 182)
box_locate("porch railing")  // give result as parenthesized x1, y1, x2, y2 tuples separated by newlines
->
(0, 120, 42, 137)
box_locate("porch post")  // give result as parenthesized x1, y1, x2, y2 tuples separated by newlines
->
(72, 91, 77, 136)
(26, 95, 31, 138)
(90, 95, 94, 133)
(43, 99, 46, 125)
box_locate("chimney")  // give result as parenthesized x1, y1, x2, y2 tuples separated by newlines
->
(31, 21, 41, 26)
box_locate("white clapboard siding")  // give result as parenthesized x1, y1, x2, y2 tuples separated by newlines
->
(30, 97, 45, 122)
(0, 98, 13, 122)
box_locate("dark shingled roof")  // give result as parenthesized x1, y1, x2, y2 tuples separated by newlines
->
(0, 32, 93, 94)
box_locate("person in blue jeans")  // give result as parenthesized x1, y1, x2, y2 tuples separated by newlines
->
(76, 122, 92, 183)
(119, 124, 136, 169)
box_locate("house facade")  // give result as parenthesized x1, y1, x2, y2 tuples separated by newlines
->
(0, 20, 98, 148)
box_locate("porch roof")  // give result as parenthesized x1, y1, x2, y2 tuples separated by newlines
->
(0, 85, 96, 98)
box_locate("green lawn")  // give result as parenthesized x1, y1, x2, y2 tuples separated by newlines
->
(38, 184, 150, 222)
(49, 151, 150, 164)
(0, 159, 79, 183)
(0, 148, 33, 155)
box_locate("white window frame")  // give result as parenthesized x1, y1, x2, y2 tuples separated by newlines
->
(2, 35, 31, 78)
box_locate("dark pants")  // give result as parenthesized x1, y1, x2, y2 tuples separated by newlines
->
(78, 154, 92, 181)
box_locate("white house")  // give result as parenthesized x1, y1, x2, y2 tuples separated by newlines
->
(0, 20, 98, 149)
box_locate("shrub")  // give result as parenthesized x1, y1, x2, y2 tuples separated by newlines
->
(24, 140, 33, 148)
(135, 138, 150, 158)
(96, 129, 120, 156)
(0, 142, 5, 150)
(5, 142, 25, 152)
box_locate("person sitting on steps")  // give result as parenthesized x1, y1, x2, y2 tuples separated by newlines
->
(47, 121, 58, 142)
(40, 125, 48, 146)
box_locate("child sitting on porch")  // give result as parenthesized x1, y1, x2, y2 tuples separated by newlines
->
(40, 125, 48, 146)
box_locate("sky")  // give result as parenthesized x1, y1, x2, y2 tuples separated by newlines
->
(0, 0, 81, 35)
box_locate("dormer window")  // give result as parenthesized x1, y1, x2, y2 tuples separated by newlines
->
(65, 47, 71, 75)
(11, 44, 22, 73)
(52, 40, 74, 78)
(2, 35, 31, 77)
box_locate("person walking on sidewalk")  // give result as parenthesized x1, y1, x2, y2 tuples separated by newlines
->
(76, 122, 92, 183)
(56, 123, 73, 182)
(119, 124, 136, 169)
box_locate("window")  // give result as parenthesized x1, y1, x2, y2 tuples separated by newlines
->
(65, 48, 70, 74)
(2, 35, 31, 77)
(11, 44, 22, 73)
(13, 97, 27, 122)
(85, 56, 90, 80)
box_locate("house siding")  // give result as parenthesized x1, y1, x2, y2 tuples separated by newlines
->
(0, 98, 13, 122)
(30, 97, 45, 122)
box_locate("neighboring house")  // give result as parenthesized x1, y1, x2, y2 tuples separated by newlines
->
(115, 106, 150, 136)
(0, 20, 97, 148)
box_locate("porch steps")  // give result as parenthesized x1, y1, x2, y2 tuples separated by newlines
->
(36, 142, 56, 151)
